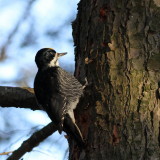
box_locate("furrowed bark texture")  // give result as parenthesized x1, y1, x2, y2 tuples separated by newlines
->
(72, 0, 160, 159)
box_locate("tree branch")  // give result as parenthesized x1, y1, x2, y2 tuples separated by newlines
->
(0, 86, 59, 159)
(0, 86, 39, 110)
(7, 122, 57, 160)
(0, 151, 13, 155)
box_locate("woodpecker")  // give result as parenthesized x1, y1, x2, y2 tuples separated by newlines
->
(34, 48, 84, 147)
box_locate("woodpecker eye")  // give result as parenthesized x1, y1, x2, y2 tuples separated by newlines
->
(50, 51, 55, 56)
(44, 51, 54, 61)
(51, 50, 56, 55)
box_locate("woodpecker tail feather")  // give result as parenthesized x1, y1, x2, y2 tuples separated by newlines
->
(57, 117, 64, 134)
(63, 114, 85, 147)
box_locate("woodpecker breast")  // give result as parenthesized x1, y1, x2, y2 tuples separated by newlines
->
(55, 67, 83, 103)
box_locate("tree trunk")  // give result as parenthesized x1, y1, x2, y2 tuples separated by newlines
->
(71, 0, 160, 159)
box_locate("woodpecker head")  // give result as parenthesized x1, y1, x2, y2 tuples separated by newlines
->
(35, 48, 67, 70)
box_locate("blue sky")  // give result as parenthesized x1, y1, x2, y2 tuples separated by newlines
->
(0, 0, 80, 159)
(0, 0, 79, 86)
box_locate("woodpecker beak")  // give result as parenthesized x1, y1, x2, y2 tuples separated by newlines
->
(57, 52, 67, 57)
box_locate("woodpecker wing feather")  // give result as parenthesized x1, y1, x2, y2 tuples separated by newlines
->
(34, 67, 84, 146)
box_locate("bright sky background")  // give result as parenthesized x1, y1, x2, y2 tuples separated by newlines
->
(0, 0, 80, 159)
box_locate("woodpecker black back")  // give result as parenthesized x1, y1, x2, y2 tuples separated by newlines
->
(34, 48, 84, 147)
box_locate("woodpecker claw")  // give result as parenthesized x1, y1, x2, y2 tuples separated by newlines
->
(83, 78, 88, 89)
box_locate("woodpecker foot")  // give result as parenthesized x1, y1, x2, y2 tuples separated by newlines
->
(82, 78, 88, 89)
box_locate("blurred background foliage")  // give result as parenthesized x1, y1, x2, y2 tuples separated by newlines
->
(0, 0, 79, 159)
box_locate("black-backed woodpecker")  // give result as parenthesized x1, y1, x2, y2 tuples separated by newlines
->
(34, 48, 84, 147)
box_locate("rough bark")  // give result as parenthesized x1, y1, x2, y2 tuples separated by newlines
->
(72, 0, 160, 159)
(1, 0, 160, 159)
